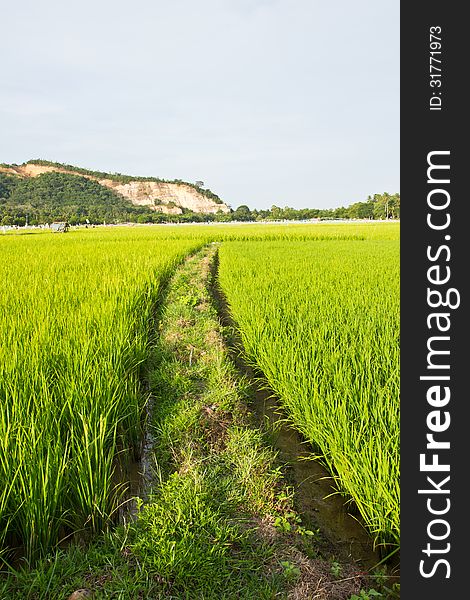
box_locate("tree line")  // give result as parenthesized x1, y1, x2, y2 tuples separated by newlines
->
(226, 192, 399, 222)
(0, 172, 157, 225)
(0, 172, 399, 226)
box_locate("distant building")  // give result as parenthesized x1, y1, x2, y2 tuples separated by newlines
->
(50, 222, 70, 233)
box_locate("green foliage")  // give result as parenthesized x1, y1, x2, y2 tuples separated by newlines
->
(0, 173, 18, 199)
(218, 231, 400, 547)
(244, 194, 400, 222)
(0, 228, 202, 562)
(280, 561, 301, 581)
(0, 172, 159, 225)
(273, 511, 301, 533)
(232, 204, 252, 221)
(350, 589, 383, 600)
(331, 560, 342, 578)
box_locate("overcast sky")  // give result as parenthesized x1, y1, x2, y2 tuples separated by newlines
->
(0, 0, 399, 210)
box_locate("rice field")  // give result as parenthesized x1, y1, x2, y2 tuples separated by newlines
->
(0, 222, 399, 565)
(218, 231, 400, 547)
(0, 229, 204, 561)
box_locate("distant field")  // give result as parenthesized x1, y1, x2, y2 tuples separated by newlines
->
(0, 222, 399, 562)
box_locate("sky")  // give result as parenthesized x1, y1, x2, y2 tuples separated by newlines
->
(0, 0, 399, 210)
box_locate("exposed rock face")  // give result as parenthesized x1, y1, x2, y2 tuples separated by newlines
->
(102, 179, 229, 214)
(0, 164, 230, 215)
(0, 164, 59, 178)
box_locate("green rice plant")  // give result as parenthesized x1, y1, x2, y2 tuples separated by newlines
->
(218, 234, 399, 547)
(131, 221, 398, 243)
(0, 228, 203, 562)
(0, 221, 399, 563)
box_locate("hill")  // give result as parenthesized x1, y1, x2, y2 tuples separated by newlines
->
(0, 160, 230, 225)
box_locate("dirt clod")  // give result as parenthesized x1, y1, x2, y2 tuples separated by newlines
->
(68, 589, 93, 600)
